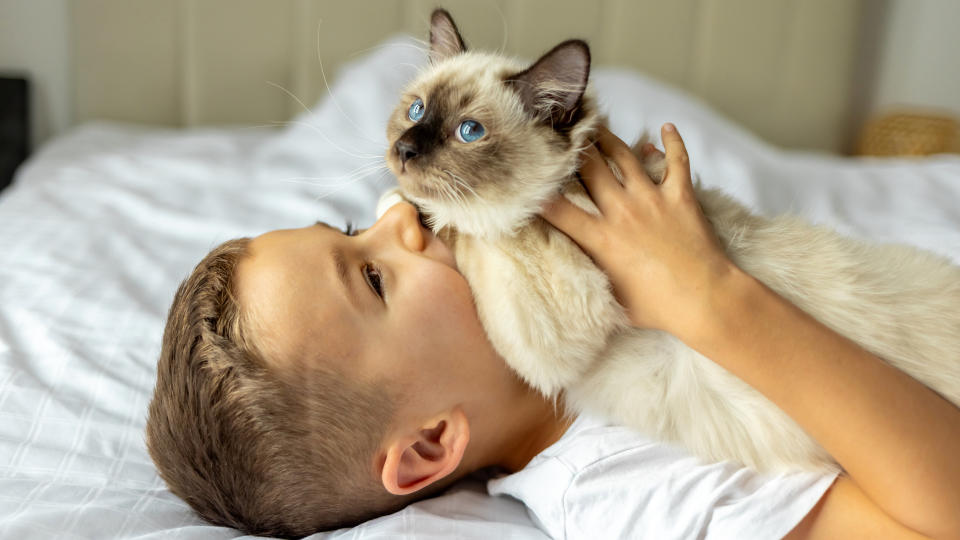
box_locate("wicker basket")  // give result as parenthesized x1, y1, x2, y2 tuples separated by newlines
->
(856, 112, 960, 157)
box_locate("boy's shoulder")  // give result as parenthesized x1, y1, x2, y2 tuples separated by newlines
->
(514, 413, 667, 479)
(488, 414, 836, 540)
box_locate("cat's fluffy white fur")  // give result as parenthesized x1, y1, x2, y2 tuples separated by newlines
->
(381, 10, 960, 472)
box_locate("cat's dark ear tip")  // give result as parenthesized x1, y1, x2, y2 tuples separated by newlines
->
(429, 7, 467, 59)
(431, 8, 455, 25)
(557, 39, 591, 60)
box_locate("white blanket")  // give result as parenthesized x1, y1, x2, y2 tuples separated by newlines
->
(1, 36, 959, 539)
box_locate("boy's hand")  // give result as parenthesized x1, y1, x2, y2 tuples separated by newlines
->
(540, 124, 738, 338)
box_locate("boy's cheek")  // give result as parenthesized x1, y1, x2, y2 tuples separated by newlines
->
(422, 276, 476, 323)
(405, 263, 472, 307)
(400, 280, 481, 344)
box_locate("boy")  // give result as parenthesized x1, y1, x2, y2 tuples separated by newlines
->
(146, 126, 960, 538)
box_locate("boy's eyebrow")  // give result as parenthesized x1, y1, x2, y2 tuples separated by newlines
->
(313, 221, 361, 309)
(331, 247, 362, 313)
(332, 248, 352, 305)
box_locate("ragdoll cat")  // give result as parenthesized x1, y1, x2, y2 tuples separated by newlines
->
(380, 9, 960, 472)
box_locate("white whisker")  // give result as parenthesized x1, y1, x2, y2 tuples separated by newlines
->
(493, 1, 509, 56)
(310, 166, 391, 201)
(277, 162, 389, 186)
(443, 169, 479, 200)
(272, 120, 387, 160)
(266, 80, 316, 119)
(346, 41, 429, 60)
(442, 181, 461, 208)
(370, 168, 393, 187)
(406, 36, 431, 49)
(315, 20, 383, 145)
(448, 176, 468, 207)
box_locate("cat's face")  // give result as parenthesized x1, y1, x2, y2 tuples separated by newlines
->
(385, 10, 599, 238)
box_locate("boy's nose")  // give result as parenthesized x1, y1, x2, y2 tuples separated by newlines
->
(378, 202, 425, 252)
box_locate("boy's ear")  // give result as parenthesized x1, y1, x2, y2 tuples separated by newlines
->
(380, 407, 470, 496)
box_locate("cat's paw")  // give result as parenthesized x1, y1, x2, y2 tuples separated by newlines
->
(376, 187, 407, 219)
(629, 133, 666, 183)
(377, 187, 435, 231)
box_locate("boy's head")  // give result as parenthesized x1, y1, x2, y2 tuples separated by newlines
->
(146, 202, 550, 537)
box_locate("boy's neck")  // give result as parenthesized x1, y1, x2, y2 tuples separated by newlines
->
(493, 392, 574, 473)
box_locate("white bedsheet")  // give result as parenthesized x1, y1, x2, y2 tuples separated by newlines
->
(1, 36, 959, 539)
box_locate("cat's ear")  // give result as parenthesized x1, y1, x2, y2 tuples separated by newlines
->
(507, 40, 591, 127)
(429, 9, 467, 63)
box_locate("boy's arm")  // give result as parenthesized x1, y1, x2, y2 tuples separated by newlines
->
(786, 475, 928, 539)
(700, 268, 960, 540)
(541, 124, 960, 539)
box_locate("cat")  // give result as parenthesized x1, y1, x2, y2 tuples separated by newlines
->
(380, 9, 960, 472)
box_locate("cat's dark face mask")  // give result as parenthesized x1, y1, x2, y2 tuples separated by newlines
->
(393, 91, 449, 173)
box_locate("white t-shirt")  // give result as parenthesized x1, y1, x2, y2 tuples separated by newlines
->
(487, 414, 837, 540)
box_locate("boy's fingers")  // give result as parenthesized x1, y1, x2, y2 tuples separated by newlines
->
(661, 123, 692, 186)
(578, 145, 621, 209)
(595, 127, 650, 188)
(540, 195, 596, 248)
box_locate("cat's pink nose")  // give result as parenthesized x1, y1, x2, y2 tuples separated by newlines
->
(395, 139, 419, 164)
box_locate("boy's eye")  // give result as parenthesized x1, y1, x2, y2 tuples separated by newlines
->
(363, 263, 384, 299)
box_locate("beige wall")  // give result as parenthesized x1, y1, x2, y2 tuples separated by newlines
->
(0, 0, 70, 149)
(2, 0, 959, 153)
(870, 0, 960, 117)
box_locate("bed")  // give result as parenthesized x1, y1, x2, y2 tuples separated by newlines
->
(3, 33, 960, 539)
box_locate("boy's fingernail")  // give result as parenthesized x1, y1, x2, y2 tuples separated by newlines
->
(663, 122, 676, 132)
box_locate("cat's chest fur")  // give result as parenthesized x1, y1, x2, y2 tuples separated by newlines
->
(434, 183, 630, 397)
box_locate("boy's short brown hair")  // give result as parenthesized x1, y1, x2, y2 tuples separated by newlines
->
(146, 238, 411, 537)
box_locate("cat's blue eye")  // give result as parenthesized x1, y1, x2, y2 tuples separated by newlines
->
(408, 98, 425, 122)
(457, 120, 485, 143)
